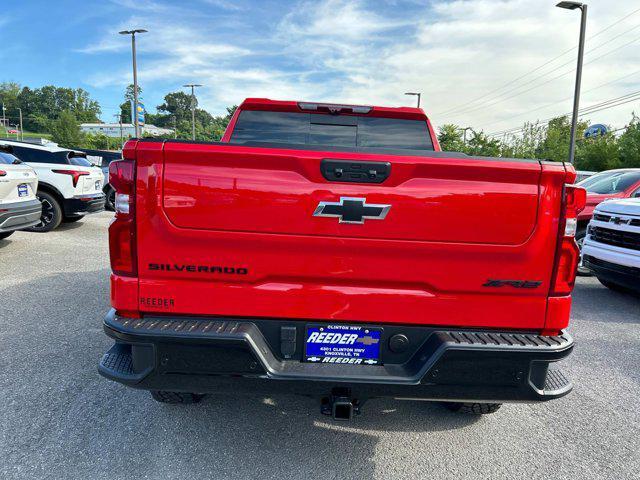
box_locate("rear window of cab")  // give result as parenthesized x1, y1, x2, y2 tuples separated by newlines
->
(230, 110, 434, 151)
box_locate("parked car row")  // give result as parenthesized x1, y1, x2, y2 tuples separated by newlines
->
(0, 139, 110, 240)
(574, 168, 640, 274)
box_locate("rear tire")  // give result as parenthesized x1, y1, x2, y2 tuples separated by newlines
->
(104, 185, 116, 211)
(444, 402, 502, 414)
(150, 391, 205, 404)
(63, 214, 84, 223)
(0, 231, 14, 240)
(26, 191, 63, 233)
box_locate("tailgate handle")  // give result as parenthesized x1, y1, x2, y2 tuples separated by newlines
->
(321, 159, 391, 184)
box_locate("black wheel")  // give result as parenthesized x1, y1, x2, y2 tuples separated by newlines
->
(444, 402, 502, 414)
(26, 191, 63, 232)
(150, 391, 205, 404)
(575, 228, 591, 276)
(0, 231, 14, 240)
(597, 277, 633, 294)
(104, 185, 116, 211)
(63, 214, 84, 223)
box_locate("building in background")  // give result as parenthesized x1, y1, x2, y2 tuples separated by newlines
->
(79, 123, 174, 138)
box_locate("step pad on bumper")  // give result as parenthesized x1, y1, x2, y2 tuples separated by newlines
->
(441, 331, 570, 348)
(101, 347, 133, 376)
(544, 369, 571, 394)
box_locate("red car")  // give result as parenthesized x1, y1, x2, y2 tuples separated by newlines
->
(576, 169, 640, 247)
(99, 98, 584, 419)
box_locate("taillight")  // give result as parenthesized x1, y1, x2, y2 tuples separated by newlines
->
(0, 170, 6, 176)
(108, 153, 137, 276)
(52, 169, 90, 187)
(550, 185, 586, 296)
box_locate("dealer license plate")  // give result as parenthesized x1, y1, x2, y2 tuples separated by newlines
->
(304, 325, 382, 365)
(17, 184, 28, 197)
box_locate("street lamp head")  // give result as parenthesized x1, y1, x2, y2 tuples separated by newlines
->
(556, 1, 583, 10)
(119, 29, 148, 35)
(183, 84, 203, 88)
(404, 92, 419, 96)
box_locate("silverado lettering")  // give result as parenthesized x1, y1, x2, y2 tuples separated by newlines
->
(100, 97, 586, 419)
(148, 263, 248, 275)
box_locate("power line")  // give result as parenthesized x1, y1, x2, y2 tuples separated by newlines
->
(487, 90, 640, 137)
(436, 6, 640, 117)
(478, 69, 640, 130)
(445, 32, 640, 120)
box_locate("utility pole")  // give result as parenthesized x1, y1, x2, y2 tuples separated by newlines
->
(172, 116, 177, 138)
(556, 2, 587, 165)
(119, 29, 147, 138)
(183, 83, 202, 140)
(1, 103, 6, 137)
(404, 92, 421, 108)
(18, 108, 23, 141)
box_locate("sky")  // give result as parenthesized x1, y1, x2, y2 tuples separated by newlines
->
(1, 0, 639, 137)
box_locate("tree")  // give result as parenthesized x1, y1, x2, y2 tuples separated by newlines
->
(120, 84, 141, 123)
(50, 111, 84, 148)
(501, 122, 546, 159)
(156, 91, 193, 122)
(465, 130, 502, 157)
(575, 132, 620, 171)
(536, 116, 589, 162)
(618, 115, 640, 168)
(150, 92, 235, 140)
(437, 124, 466, 152)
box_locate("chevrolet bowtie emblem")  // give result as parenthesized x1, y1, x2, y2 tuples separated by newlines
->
(313, 197, 391, 224)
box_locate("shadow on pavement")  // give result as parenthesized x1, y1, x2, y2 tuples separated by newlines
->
(572, 278, 640, 324)
(56, 220, 87, 231)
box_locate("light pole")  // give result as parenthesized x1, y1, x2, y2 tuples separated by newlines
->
(119, 29, 147, 138)
(557, 1, 587, 165)
(404, 92, 421, 108)
(183, 84, 202, 140)
(18, 108, 23, 140)
(1, 103, 6, 137)
(462, 127, 473, 145)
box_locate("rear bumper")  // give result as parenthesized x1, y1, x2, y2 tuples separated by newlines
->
(0, 198, 42, 232)
(99, 310, 574, 402)
(583, 255, 640, 293)
(63, 193, 105, 216)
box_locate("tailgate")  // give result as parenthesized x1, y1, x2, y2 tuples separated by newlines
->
(134, 141, 566, 329)
(162, 146, 538, 245)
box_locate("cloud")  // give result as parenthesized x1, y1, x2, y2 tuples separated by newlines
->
(79, 0, 640, 129)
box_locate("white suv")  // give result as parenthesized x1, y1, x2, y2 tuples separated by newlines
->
(582, 198, 640, 294)
(0, 140, 105, 232)
(0, 147, 41, 240)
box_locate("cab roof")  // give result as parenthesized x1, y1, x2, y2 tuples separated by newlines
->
(239, 98, 429, 121)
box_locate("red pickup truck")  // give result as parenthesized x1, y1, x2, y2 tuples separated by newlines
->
(99, 98, 584, 419)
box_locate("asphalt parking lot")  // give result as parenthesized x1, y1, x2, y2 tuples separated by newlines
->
(1, 211, 639, 480)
